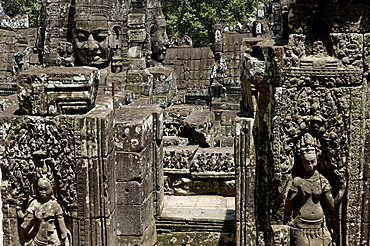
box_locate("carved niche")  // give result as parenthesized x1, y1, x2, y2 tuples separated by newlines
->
(284, 33, 363, 71)
(271, 85, 351, 245)
(284, 133, 346, 246)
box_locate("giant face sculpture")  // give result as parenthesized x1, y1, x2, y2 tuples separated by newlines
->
(73, 16, 110, 67)
(151, 15, 169, 63)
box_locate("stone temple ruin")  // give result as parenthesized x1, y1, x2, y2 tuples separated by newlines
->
(0, 0, 370, 245)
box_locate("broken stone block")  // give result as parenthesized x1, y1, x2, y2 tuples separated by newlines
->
(164, 104, 203, 124)
(181, 111, 215, 147)
(163, 136, 189, 146)
(114, 106, 154, 152)
(148, 66, 177, 107)
(125, 70, 153, 96)
(17, 66, 99, 115)
(114, 90, 135, 108)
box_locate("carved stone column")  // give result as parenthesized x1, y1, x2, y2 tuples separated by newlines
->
(235, 117, 257, 245)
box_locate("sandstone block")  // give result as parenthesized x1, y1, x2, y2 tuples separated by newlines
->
(114, 107, 154, 152)
(128, 13, 145, 28)
(116, 172, 153, 205)
(116, 195, 154, 235)
(17, 66, 99, 115)
(128, 29, 146, 42)
(115, 144, 153, 181)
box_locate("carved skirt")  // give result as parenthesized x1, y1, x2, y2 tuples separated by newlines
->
(291, 226, 331, 246)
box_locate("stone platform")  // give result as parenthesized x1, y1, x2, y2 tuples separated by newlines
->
(156, 195, 236, 245)
(160, 195, 235, 222)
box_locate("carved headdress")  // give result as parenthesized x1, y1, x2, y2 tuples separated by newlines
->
(297, 133, 321, 156)
(74, 0, 110, 20)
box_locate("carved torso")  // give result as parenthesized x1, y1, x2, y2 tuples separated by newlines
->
(290, 171, 331, 225)
(26, 198, 64, 245)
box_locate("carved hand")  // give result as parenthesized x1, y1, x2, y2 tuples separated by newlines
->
(62, 229, 72, 246)
(334, 169, 347, 205)
(16, 206, 25, 219)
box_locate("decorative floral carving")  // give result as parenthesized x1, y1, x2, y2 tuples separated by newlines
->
(1, 117, 77, 208)
(190, 152, 234, 173)
(281, 71, 362, 87)
(163, 149, 193, 170)
(331, 33, 363, 69)
(163, 148, 234, 173)
(273, 87, 350, 177)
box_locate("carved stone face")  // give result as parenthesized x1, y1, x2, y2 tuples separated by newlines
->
(37, 178, 53, 202)
(300, 149, 317, 172)
(151, 16, 169, 63)
(73, 17, 109, 67)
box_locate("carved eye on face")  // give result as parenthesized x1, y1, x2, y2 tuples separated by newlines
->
(93, 32, 108, 42)
(75, 30, 89, 42)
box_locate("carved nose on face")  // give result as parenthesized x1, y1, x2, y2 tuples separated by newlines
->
(86, 34, 99, 50)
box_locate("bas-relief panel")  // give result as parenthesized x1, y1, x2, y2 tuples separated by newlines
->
(0, 116, 76, 245)
(270, 81, 364, 245)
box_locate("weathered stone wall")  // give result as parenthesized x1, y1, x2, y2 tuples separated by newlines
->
(0, 28, 38, 94)
(163, 47, 214, 90)
(213, 27, 253, 108)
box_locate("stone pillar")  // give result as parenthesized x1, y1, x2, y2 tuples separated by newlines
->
(235, 117, 257, 245)
(0, 67, 116, 246)
(0, 166, 3, 246)
(125, 13, 153, 98)
(40, 0, 73, 66)
(114, 105, 163, 245)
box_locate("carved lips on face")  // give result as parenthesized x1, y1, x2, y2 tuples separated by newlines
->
(73, 20, 109, 67)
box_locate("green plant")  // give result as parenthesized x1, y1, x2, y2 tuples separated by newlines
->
(162, 0, 265, 47)
(1, 0, 42, 27)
